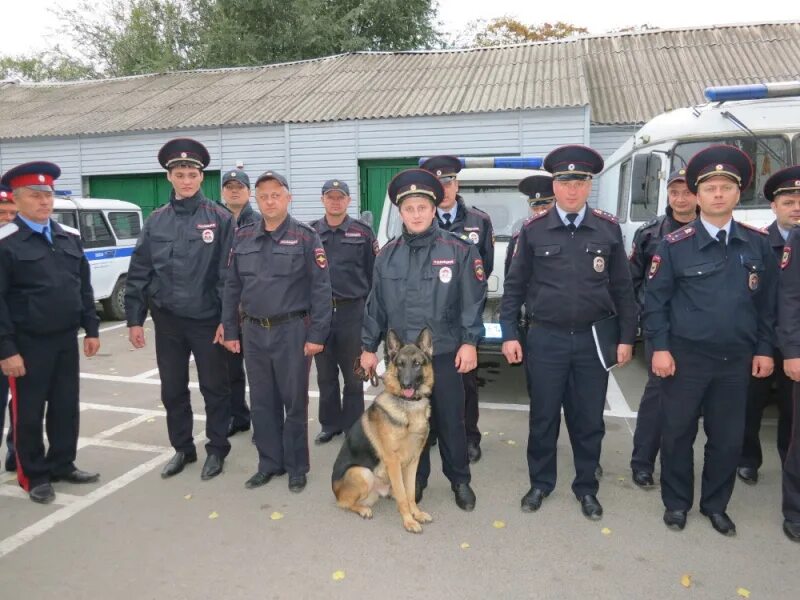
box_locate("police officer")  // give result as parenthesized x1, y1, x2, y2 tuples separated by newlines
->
(775, 166, 800, 542)
(0, 162, 100, 504)
(500, 145, 636, 521)
(421, 156, 493, 464)
(628, 169, 698, 488)
(220, 166, 257, 438)
(361, 169, 486, 511)
(644, 145, 777, 536)
(310, 179, 376, 444)
(222, 170, 331, 493)
(738, 166, 800, 485)
(505, 175, 555, 277)
(125, 139, 234, 481)
(0, 184, 17, 472)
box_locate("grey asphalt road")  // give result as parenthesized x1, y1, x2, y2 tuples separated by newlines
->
(0, 321, 795, 600)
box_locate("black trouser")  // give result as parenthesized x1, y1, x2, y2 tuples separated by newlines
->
(525, 324, 608, 498)
(463, 369, 481, 447)
(417, 352, 471, 486)
(225, 341, 250, 428)
(784, 383, 800, 523)
(659, 344, 750, 513)
(10, 330, 80, 490)
(315, 300, 365, 434)
(244, 317, 311, 477)
(1, 376, 14, 458)
(631, 342, 661, 474)
(151, 308, 231, 459)
(740, 355, 792, 469)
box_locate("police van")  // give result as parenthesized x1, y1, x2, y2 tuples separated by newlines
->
(50, 194, 143, 321)
(376, 158, 545, 354)
(596, 82, 800, 250)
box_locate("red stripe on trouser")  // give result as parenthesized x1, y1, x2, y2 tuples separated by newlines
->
(8, 377, 30, 491)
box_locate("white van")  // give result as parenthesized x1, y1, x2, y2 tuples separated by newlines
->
(50, 194, 143, 320)
(377, 158, 544, 354)
(596, 82, 800, 250)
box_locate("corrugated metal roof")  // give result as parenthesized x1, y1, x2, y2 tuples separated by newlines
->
(0, 21, 798, 139)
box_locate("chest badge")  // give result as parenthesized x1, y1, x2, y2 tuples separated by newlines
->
(202, 229, 215, 244)
(648, 255, 661, 279)
(748, 272, 760, 291)
(439, 266, 452, 283)
(468, 231, 480, 244)
(593, 256, 605, 273)
(782, 246, 792, 270)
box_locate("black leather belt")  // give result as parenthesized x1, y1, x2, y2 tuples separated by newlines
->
(528, 319, 591, 334)
(332, 297, 363, 308)
(243, 310, 308, 328)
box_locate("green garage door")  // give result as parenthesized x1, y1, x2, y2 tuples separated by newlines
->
(359, 158, 418, 232)
(88, 171, 221, 218)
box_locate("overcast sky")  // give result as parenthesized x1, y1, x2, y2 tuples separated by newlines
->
(0, 0, 797, 56)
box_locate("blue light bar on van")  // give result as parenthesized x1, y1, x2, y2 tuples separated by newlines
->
(54, 190, 73, 196)
(418, 157, 543, 169)
(704, 82, 800, 102)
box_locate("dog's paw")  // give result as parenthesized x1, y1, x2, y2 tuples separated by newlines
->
(412, 510, 432, 524)
(356, 506, 373, 519)
(403, 517, 423, 533)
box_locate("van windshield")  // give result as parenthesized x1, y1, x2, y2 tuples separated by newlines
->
(671, 136, 789, 208)
(386, 185, 531, 240)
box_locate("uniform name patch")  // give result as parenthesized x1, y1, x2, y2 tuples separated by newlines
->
(782, 246, 792, 269)
(648, 255, 661, 279)
(344, 231, 363, 238)
(314, 247, 328, 269)
(463, 227, 480, 232)
(474, 258, 485, 282)
(196, 223, 217, 229)
(432, 259, 455, 266)
(279, 239, 299, 245)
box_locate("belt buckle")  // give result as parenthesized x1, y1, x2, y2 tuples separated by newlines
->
(260, 317, 271, 328)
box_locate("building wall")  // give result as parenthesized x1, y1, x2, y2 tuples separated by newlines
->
(0, 106, 590, 221)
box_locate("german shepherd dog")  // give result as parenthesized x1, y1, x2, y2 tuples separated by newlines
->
(332, 328, 433, 533)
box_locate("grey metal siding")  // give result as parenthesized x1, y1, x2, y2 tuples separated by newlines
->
(0, 138, 82, 193)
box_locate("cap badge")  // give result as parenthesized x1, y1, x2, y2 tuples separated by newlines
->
(568, 164, 575, 171)
(436, 170, 442, 176)
(181, 152, 187, 158)
(230, 171, 237, 177)
(410, 184, 417, 191)
(38, 175, 45, 182)
(716, 164, 723, 171)
(679, 169, 686, 175)
(795, 180, 800, 187)
(535, 193, 541, 198)
(333, 181, 339, 187)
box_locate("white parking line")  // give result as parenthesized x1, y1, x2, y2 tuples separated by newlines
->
(0, 486, 81, 506)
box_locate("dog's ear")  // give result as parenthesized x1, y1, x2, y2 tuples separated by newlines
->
(386, 329, 403, 361)
(415, 328, 433, 359)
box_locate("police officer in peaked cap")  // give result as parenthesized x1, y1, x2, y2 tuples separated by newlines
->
(505, 175, 555, 277)
(421, 155, 494, 464)
(644, 145, 777, 536)
(361, 169, 487, 511)
(0, 184, 18, 473)
(501, 144, 636, 521)
(126, 138, 235, 481)
(0, 162, 100, 503)
(628, 168, 698, 488)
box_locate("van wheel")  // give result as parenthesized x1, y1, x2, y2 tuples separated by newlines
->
(101, 276, 127, 321)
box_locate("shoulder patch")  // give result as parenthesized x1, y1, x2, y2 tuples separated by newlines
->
(0, 223, 20, 240)
(782, 245, 792, 270)
(736, 220, 768, 236)
(58, 223, 81, 236)
(665, 225, 696, 244)
(592, 208, 619, 224)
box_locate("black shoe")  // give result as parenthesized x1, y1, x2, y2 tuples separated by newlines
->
(467, 443, 482, 464)
(415, 480, 427, 504)
(160, 452, 197, 479)
(736, 466, 759, 485)
(245, 469, 285, 489)
(5, 450, 16, 472)
(29, 482, 55, 504)
(595, 465, 604, 479)
(227, 420, 251, 438)
(521, 487, 547, 513)
(314, 430, 342, 445)
(783, 520, 800, 542)
(452, 483, 476, 511)
(51, 469, 100, 484)
(632, 470, 655, 489)
(663, 509, 687, 531)
(701, 510, 736, 536)
(201, 454, 224, 481)
(288, 474, 307, 493)
(579, 495, 603, 520)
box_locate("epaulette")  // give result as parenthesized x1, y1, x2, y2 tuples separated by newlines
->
(522, 208, 551, 228)
(443, 229, 472, 246)
(308, 218, 320, 229)
(235, 221, 256, 235)
(0, 223, 19, 241)
(296, 220, 316, 233)
(592, 208, 619, 224)
(467, 205, 490, 218)
(737, 221, 768, 236)
(350, 218, 373, 231)
(58, 223, 81, 236)
(664, 224, 696, 244)
(640, 217, 660, 230)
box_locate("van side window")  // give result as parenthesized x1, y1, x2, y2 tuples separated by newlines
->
(630, 154, 661, 222)
(618, 160, 631, 221)
(107, 211, 142, 239)
(79, 210, 115, 249)
(52, 210, 78, 229)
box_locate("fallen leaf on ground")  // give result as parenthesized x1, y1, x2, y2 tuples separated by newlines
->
(493, 520, 506, 529)
(208, 511, 219, 520)
(184, 494, 192, 500)
(506, 440, 517, 446)
(270, 512, 284, 520)
(617, 477, 625, 482)
(146, 418, 155, 423)
(680, 574, 692, 588)
(736, 588, 750, 598)
(460, 542, 470, 549)
(601, 528, 611, 535)
(332, 570, 345, 581)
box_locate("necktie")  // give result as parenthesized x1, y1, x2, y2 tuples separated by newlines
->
(42, 225, 50, 243)
(566, 212, 578, 232)
(442, 213, 451, 228)
(716, 230, 727, 246)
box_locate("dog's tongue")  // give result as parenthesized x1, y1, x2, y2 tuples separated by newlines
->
(402, 388, 415, 398)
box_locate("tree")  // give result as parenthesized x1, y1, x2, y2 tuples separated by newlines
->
(0, 50, 98, 82)
(456, 17, 588, 48)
